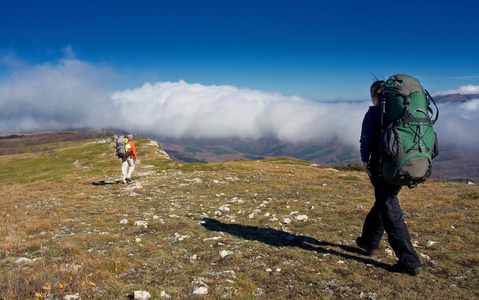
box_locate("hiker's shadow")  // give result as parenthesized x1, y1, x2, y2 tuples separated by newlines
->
(201, 218, 390, 271)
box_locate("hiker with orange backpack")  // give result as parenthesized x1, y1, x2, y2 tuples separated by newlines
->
(116, 134, 137, 184)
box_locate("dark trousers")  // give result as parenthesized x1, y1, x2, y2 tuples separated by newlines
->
(361, 175, 422, 268)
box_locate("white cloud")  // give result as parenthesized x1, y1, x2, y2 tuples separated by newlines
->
(435, 99, 479, 149)
(111, 80, 366, 146)
(0, 57, 115, 132)
(433, 85, 479, 96)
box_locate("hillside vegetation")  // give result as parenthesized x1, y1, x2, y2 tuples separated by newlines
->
(0, 134, 478, 299)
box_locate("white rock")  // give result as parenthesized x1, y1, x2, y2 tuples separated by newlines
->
(193, 286, 208, 295)
(295, 215, 308, 221)
(119, 219, 129, 224)
(248, 213, 255, 219)
(420, 253, 431, 260)
(134, 291, 151, 300)
(63, 294, 81, 300)
(217, 205, 230, 211)
(219, 250, 233, 258)
(426, 240, 438, 247)
(160, 291, 171, 298)
(134, 221, 149, 228)
(203, 236, 222, 242)
(173, 233, 189, 241)
(282, 218, 292, 224)
(14, 257, 32, 264)
(135, 238, 142, 243)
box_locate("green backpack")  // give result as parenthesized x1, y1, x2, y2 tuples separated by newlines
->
(378, 74, 439, 188)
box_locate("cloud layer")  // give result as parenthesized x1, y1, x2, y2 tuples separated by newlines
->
(0, 57, 115, 132)
(111, 80, 365, 145)
(1, 56, 479, 152)
(433, 85, 479, 96)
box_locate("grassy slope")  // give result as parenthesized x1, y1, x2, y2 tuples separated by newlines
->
(0, 137, 478, 299)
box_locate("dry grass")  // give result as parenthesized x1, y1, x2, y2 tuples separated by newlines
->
(0, 136, 478, 299)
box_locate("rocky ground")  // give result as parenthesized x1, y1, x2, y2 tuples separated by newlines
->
(1, 137, 478, 299)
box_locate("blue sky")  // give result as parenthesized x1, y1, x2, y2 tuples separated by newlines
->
(2, 0, 478, 101)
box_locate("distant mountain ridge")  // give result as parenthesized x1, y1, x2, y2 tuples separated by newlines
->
(434, 93, 479, 103)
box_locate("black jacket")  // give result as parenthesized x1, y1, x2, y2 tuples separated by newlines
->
(360, 105, 381, 170)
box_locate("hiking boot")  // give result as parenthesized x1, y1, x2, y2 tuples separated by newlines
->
(356, 237, 378, 256)
(126, 178, 132, 183)
(389, 263, 423, 276)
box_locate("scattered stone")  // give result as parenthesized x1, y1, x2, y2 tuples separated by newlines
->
(14, 257, 32, 264)
(282, 218, 292, 224)
(385, 248, 394, 256)
(192, 278, 209, 295)
(252, 288, 264, 297)
(119, 219, 129, 224)
(426, 240, 438, 247)
(217, 205, 230, 211)
(193, 286, 208, 295)
(160, 291, 171, 298)
(133, 291, 151, 300)
(420, 253, 431, 260)
(203, 236, 222, 242)
(294, 215, 308, 221)
(134, 221, 148, 228)
(360, 292, 378, 300)
(63, 294, 81, 300)
(219, 250, 233, 258)
(61, 264, 82, 271)
(173, 233, 190, 241)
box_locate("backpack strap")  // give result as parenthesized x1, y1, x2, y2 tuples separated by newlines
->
(425, 90, 439, 124)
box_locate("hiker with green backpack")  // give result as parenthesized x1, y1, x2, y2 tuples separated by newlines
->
(356, 74, 439, 276)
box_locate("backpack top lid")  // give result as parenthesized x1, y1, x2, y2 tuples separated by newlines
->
(384, 74, 424, 97)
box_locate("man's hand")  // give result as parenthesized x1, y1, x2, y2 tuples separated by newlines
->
(362, 162, 372, 177)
